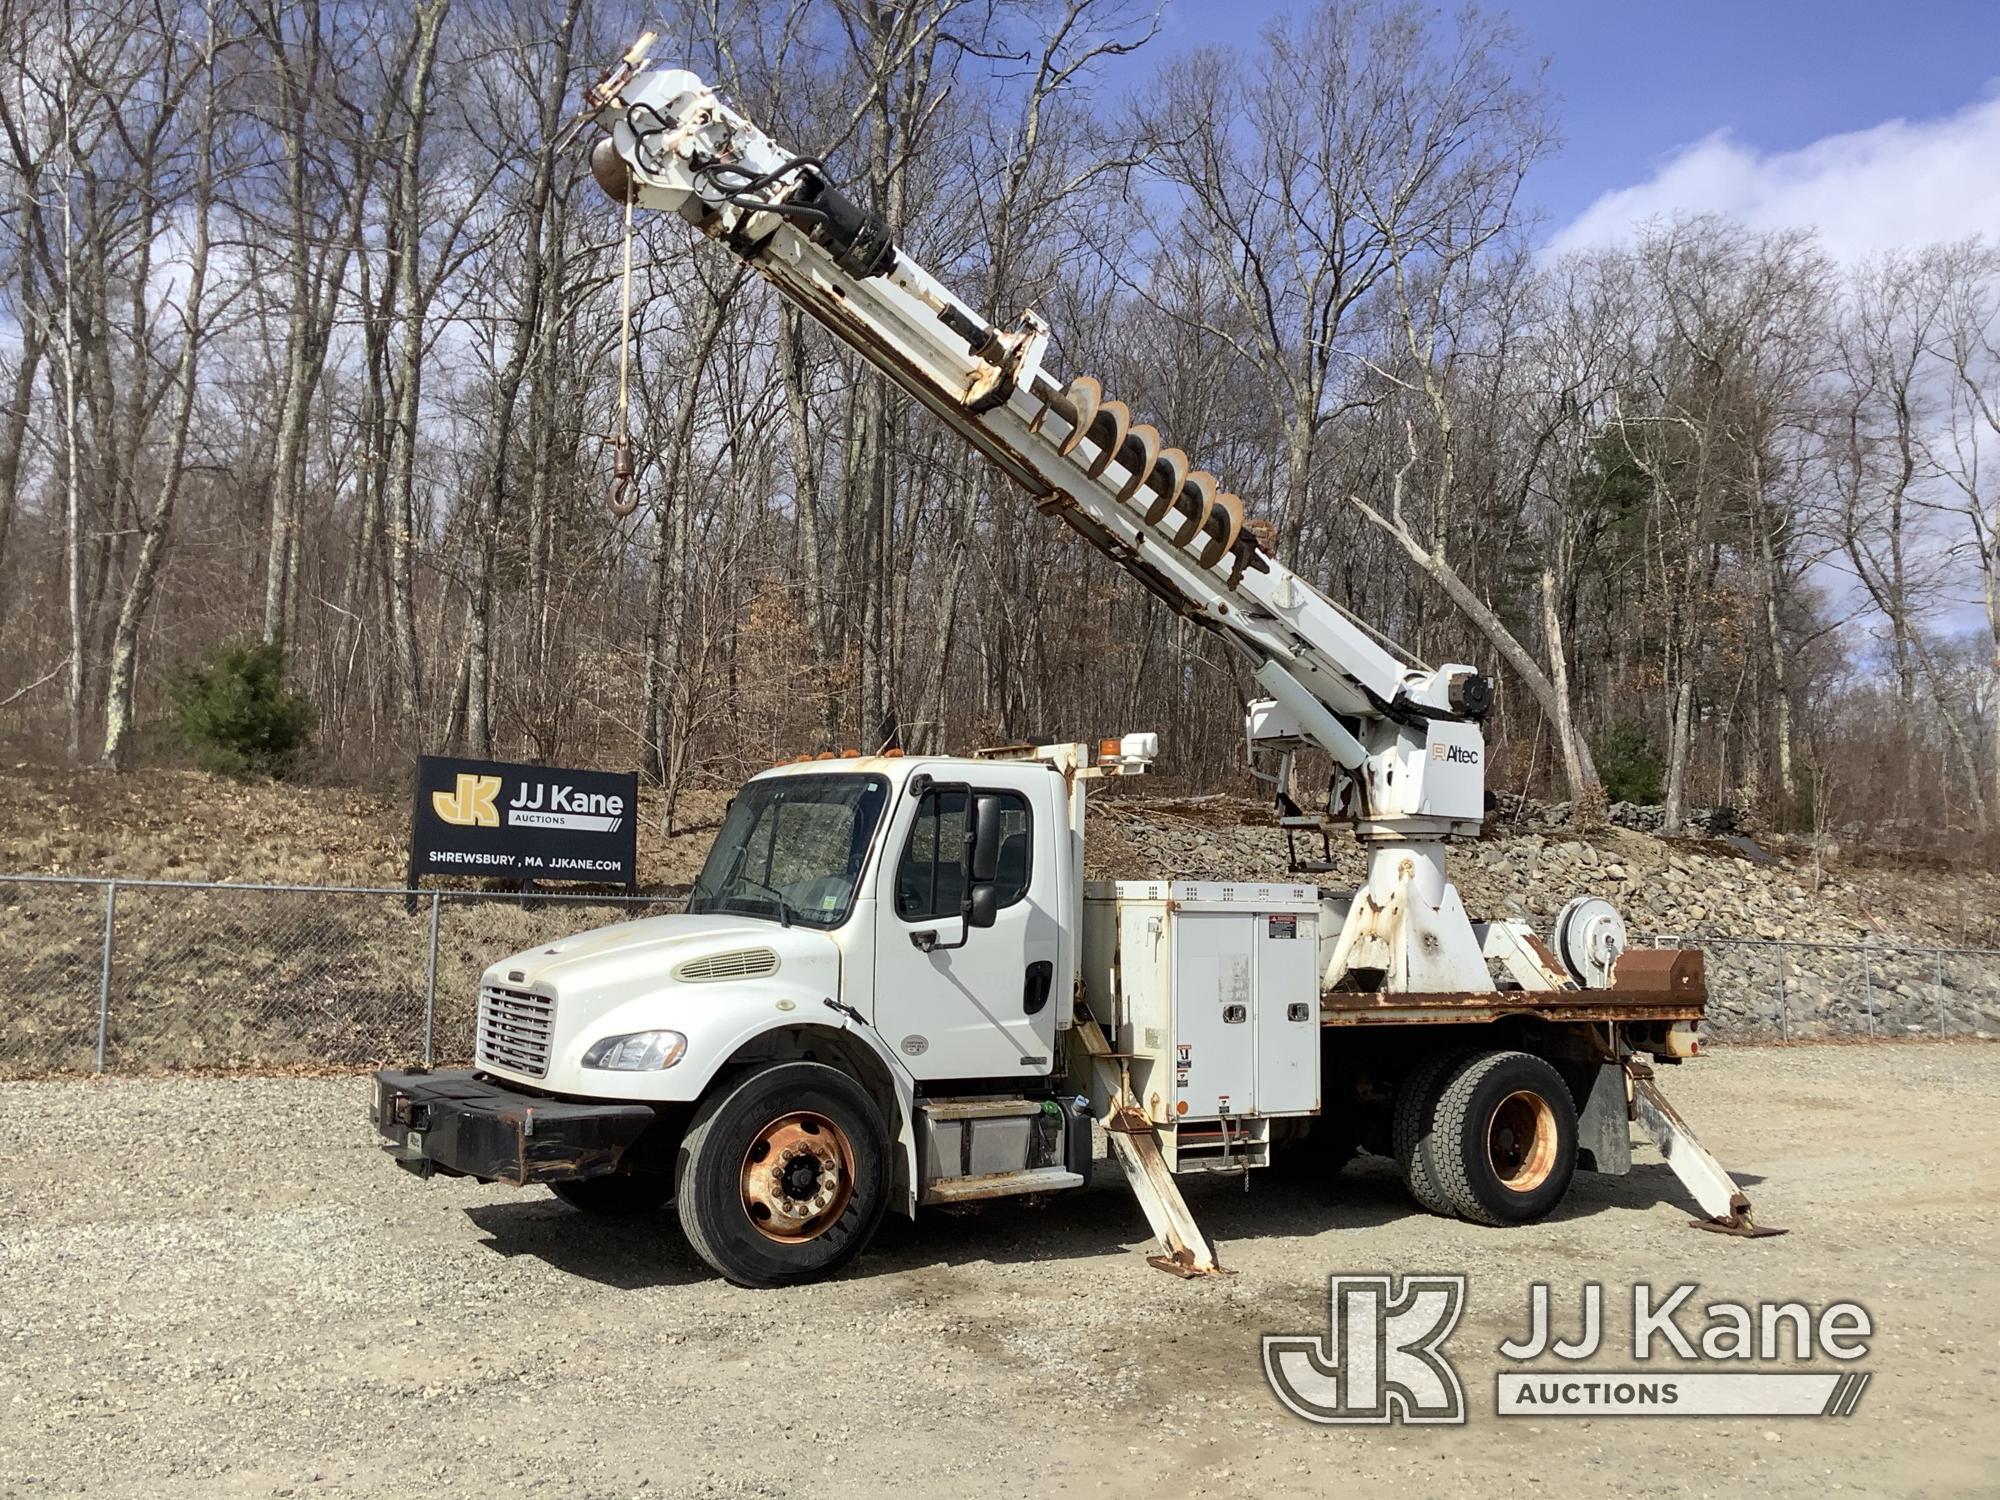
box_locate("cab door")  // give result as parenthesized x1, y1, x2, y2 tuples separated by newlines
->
(871, 772, 1060, 1080)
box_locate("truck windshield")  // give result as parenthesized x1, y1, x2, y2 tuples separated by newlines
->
(687, 774, 889, 929)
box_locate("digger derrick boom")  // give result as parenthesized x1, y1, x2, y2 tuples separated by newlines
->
(582, 59, 1502, 990)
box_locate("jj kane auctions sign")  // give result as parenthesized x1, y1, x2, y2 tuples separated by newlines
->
(411, 755, 639, 887)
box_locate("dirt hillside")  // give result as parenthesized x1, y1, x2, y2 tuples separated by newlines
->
(2, 766, 1995, 1050)
(4, 766, 1993, 947)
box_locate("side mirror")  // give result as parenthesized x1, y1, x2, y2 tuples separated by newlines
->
(968, 794, 1004, 883)
(917, 787, 1004, 949)
(967, 882, 997, 929)
(962, 793, 1005, 929)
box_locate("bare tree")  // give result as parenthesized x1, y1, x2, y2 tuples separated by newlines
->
(103, 3, 227, 766)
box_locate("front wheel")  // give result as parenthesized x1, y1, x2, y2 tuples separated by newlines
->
(676, 1062, 890, 1288)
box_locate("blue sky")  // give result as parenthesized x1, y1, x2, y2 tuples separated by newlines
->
(1119, 0, 2000, 253)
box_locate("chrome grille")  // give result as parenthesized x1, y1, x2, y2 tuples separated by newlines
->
(476, 984, 555, 1078)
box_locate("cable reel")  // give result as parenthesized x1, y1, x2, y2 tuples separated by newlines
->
(1554, 896, 1628, 989)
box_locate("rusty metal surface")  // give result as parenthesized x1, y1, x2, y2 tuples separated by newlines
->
(921, 1166, 1084, 1205)
(1069, 1016, 1227, 1277)
(1521, 931, 1576, 987)
(374, 1069, 653, 1187)
(1691, 1191, 1788, 1238)
(1319, 945, 1709, 1027)
(1610, 947, 1708, 1002)
(739, 1111, 855, 1242)
(1319, 989, 1704, 1027)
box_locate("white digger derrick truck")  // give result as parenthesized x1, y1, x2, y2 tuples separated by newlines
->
(372, 37, 1780, 1287)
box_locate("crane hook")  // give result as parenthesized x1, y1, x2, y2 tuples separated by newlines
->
(604, 433, 637, 517)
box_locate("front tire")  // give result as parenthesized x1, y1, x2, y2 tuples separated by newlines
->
(676, 1062, 890, 1287)
(1421, 1050, 1578, 1226)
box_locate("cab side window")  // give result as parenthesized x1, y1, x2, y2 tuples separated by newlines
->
(895, 789, 1033, 920)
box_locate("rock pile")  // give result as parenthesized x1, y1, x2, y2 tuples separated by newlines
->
(1489, 791, 1740, 836)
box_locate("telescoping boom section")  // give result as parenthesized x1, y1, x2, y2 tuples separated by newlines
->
(573, 47, 1500, 994)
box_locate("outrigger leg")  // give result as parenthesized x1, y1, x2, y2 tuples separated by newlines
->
(1073, 1016, 1228, 1276)
(1628, 1063, 1786, 1238)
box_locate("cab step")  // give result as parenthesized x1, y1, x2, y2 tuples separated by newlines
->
(920, 1167, 1085, 1205)
(917, 1096, 1091, 1205)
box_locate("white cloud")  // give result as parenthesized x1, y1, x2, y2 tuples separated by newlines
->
(1549, 86, 2000, 259)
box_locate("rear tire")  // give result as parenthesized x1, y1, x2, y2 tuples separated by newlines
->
(551, 1173, 672, 1216)
(1423, 1050, 1578, 1226)
(676, 1062, 890, 1288)
(1392, 1051, 1465, 1215)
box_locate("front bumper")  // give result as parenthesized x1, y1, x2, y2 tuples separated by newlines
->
(372, 1069, 656, 1186)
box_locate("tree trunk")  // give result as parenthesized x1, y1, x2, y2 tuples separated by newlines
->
(0, 319, 45, 582)
(1540, 570, 1603, 823)
(1348, 491, 1602, 807)
(1663, 671, 1696, 836)
(104, 20, 216, 768)
(383, 2, 448, 742)
(463, 0, 578, 757)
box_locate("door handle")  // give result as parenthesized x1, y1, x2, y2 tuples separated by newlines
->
(1023, 959, 1053, 1016)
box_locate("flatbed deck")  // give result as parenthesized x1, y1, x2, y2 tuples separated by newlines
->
(1318, 946, 1707, 1028)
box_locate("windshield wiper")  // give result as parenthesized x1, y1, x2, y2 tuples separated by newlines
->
(732, 876, 795, 928)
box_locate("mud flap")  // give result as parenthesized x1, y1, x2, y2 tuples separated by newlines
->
(1575, 1062, 1632, 1176)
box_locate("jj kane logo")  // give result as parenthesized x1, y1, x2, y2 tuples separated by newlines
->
(1264, 1277, 1873, 1425)
(1263, 1275, 1468, 1424)
(432, 773, 501, 828)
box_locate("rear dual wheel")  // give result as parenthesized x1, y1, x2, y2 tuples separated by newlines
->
(1395, 1049, 1577, 1226)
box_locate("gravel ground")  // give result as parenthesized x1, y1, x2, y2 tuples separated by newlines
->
(2, 1044, 1996, 1499)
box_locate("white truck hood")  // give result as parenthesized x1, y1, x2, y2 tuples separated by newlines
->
(478, 910, 847, 1100)
(492, 911, 796, 991)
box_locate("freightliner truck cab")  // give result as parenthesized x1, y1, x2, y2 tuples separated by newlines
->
(377, 743, 1129, 1287)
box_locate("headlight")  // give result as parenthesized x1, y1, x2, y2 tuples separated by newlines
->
(581, 1030, 687, 1071)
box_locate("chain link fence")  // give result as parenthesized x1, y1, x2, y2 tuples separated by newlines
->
(1, 874, 1994, 1078)
(1, 875, 682, 1078)
(1649, 934, 2000, 1042)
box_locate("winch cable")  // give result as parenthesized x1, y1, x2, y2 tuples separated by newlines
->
(604, 182, 640, 518)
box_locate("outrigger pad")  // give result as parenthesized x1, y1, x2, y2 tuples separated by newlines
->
(1692, 1193, 1787, 1238)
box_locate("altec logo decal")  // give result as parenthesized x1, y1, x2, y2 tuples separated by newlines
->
(1429, 742, 1481, 765)
(1263, 1278, 1874, 1425)
(432, 773, 501, 828)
